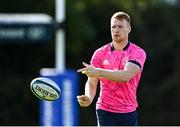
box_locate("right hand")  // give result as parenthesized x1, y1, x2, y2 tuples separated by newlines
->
(77, 62, 99, 78)
(77, 95, 92, 107)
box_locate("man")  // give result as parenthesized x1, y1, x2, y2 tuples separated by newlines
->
(77, 11, 146, 126)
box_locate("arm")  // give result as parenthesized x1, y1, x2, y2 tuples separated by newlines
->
(97, 62, 140, 82)
(77, 77, 99, 107)
(85, 77, 99, 102)
(78, 62, 140, 82)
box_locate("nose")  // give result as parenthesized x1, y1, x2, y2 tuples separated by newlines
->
(113, 28, 117, 32)
(112, 26, 120, 32)
(113, 29, 119, 34)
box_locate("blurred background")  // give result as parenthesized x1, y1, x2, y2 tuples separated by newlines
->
(0, 0, 180, 126)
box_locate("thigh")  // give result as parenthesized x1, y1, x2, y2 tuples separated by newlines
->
(96, 109, 117, 126)
(117, 110, 138, 126)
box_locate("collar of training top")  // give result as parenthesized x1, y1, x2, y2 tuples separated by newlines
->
(111, 42, 130, 51)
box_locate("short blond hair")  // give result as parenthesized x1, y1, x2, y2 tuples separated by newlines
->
(111, 11, 131, 23)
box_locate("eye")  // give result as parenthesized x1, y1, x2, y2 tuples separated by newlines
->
(118, 25, 122, 28)
(111, 25, 123, 30)
(111, 26, 116, 29)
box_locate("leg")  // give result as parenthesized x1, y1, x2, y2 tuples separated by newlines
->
(117, 110, 138, 126)
(96, 109, 117, 126)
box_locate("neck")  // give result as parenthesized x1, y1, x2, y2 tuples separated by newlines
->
(112, 39, 128, 50)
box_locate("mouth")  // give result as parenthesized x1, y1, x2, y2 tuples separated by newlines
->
(113, 35, 119, 37)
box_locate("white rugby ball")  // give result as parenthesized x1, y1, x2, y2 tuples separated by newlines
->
(30, 77, 61, 101)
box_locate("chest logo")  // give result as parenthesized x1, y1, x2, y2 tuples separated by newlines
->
(103, 59, 109, 65)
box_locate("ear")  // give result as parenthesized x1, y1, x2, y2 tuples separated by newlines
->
(128, 25, 131, 33)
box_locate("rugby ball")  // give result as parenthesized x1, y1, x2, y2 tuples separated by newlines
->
(30, 77, 61, 101)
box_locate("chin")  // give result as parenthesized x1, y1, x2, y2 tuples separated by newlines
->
(113, 39, 121, 43)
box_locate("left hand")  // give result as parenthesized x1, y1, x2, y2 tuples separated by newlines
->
(77, 95, 92, 107)
(77, 62, 99, 78)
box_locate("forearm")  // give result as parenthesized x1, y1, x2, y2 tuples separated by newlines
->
(78, 62, 140, 83)
(85, 78, 98, 102)
(97, 68, 130, 82)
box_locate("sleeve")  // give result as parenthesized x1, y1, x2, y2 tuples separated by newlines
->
(128, 48, 146, 69)
(90, 48, 103, 68)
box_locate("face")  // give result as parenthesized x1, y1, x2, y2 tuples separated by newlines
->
(111, 18, 131, 43)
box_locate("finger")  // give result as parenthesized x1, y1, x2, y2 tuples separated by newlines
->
(76, 95, 81, 99)
(80, 103, 87, 107)
(82, 71, 87, 74)
(77, 96, 85, 101)
(77, 68, 87, 73)
(79, 70, 89, 75)
(82, 62, 91, 67)
(77, 95, 89, 101)
(77, 95, 85, 99)
(77, 98, 86, 105)
(77, 99, 83, 103)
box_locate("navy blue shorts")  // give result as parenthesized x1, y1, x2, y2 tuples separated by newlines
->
(96, 109, 138, 126)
